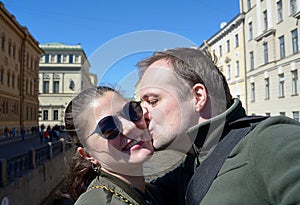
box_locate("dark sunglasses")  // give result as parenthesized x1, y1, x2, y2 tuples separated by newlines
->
(87, 101, 143, 140)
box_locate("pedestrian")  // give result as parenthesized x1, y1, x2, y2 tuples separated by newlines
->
(21, 127, 25, 141)
(11, 128, 16, 138)
(44, 129, 49, 143)
(4, 126, 9, 139)
(39, 130, 44, 144)
(64, 86, 163, 205)
(137, 47, 300, 204)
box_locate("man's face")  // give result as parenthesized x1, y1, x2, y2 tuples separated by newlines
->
(138, 59, 199, 151)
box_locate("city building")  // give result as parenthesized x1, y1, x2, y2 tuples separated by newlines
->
(242, 0, 299, 120)
(200, 14, 247, 111)
(200, 0, 300, 121)
(38, 43, 97, 128)
(0, 2, 43, 136)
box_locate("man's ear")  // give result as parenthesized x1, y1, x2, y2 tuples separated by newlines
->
(192, 83, 207, 112)
(77, 147, 98, 165)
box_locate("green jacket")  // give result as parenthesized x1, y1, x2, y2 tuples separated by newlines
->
(74, 171, 163, 205)
(152, 99, 300, 204)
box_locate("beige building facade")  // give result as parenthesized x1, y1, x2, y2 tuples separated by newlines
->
(200, 0, 300, 121)
(0, 2, 43, 136)
(242, 0, 300, 120)
(38, 43, 97, 128)
(200, 14, 248, 111)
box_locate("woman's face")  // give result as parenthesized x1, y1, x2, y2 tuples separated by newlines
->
(83, 91, 153, 175)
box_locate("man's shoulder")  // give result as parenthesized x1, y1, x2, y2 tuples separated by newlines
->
(250, 115, 300, 135)
(244, 115, 300, 156)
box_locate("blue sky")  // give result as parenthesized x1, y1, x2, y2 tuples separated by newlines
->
(3, 0, 240, 98)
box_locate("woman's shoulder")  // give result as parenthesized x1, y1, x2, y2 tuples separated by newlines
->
(75, 174, 149, 205)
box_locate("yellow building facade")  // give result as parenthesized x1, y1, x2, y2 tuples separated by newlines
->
(200, 14, 248, 112)
(0, 2, 43, 136)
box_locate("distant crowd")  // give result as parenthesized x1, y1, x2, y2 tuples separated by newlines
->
(39, 124, 65, 143)
(1, 124, 65, 143)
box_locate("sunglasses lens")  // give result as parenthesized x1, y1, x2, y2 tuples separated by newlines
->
(122, 101, 143, 122)
(98, 116, 120, 140)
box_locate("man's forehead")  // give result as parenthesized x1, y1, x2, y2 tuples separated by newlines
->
(140, 64, 175, 85)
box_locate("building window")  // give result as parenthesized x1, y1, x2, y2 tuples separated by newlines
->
(279, 35, 285, 58)
(249, 51, 254, 70)
(12, 75, 15, 88)
(69, 79, 75, 90)
(7, 72, 10, 86)
(226, 64, 231, 80)
(226, 40, 230, 52)
(247, 0, 251, 10)
(293, 111, 299, 121)
(235, 34, 239, 47)
(45, 54, 49, 63)
(263, 42, 269, 64)
(279, 112, 286, 116)
(53, 81, 59, 93)
(219, 45, 222, 57)
(235, 61, 240, 77)
(291, 70, 298, 95)
(265, 78, 270, 100)
(30, 81, 33, 95)
(8, 40, 11, 56)
(30, 57, 33, 70)
(290, 0, 297, 15)
(26, 106, 29, 120)
(248, 22, 253, 40)
(279, 74, 285, 97)
(292, 29, 299, 54)
(263, 10, 268, 31)
(250, 82, 255, 102)
(1, 34, 5, 51)
(57, 54, 61, 63)
(0, 69, 3, 83)
(12, 44, 16, 59)
(43, 110, 48, 121)
(277, 0, 283, 22)
(53, 110, 59, 120)
(43, 81, 49, 93)
(69, 54, 74, 63)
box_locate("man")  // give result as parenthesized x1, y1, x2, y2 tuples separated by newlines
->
(137, 47, 300, 204)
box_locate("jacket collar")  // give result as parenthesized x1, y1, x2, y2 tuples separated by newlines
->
(186, 98, 246, 158)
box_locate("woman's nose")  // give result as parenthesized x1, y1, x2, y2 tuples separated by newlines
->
(134, 117, 147, 129)
(119, 118, 143, 139)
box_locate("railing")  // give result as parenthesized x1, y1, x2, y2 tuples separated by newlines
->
(0, 139, 72, 187)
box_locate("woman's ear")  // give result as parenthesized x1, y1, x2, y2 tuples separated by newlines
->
(77, 147, 99, 165)
(192, 83, 207, 112)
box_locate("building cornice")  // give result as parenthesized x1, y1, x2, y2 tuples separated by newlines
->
(0, 2, 42, 54)
(200, 13, 245, 48)
(254, 28, 276, 42)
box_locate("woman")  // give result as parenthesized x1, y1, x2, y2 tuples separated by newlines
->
(64, 86, 161, 205)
